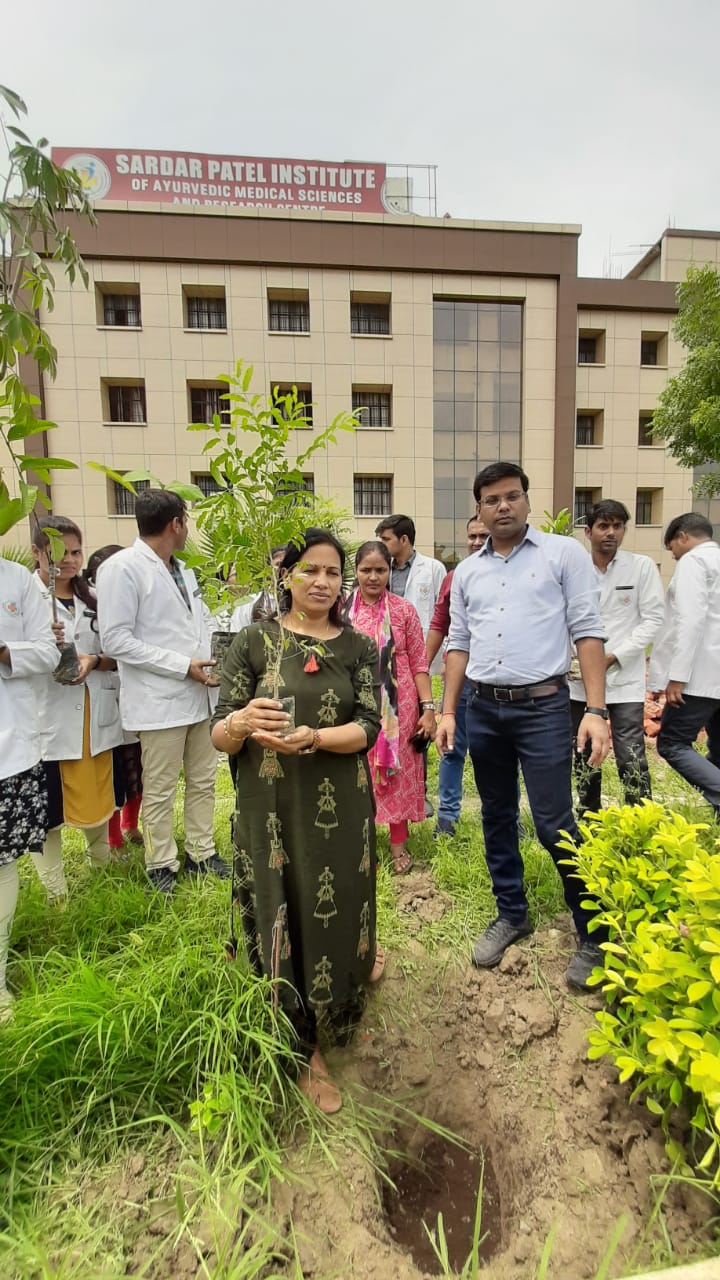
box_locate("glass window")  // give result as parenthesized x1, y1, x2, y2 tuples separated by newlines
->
(268, 297, 310, 333)
(433, 306, 455, 341)
(434, 459, 455, 490)
(433, 401, 455, 432)
(353, 475, 392, 516)
(576, 413, 596, 446)
(271, 384, 313, 426)
(103, 293, 141, 326)
(112, 477, 150, 515)
(574, 488, 597, 524)
(454, 371, 476, 402)
(276, 475, 315, 502)
(500, 306, 522, 342)
(352, 389, 391, 429)
(477, 402, 500, 434)
(453, 432, 476, 461)
(192, 473, 226, 497)
(186, 293, 226, 329)
(477, 341, 501, 372)
(351, 301, 390, 335)
(107, 384, 146, 423)
(434, 489, 456, 519)
(636, 489, 660, 525)
(500, 373, 521, 402)
(453, 304, 477, 342)
(640, 339, 658, 367)
(638, 415, 655, 446)
(433, 370, 454, 398)
(500, 343, 521, 373)
(578, 336, 597, 364)
(454, 342, 477, 372)
(433, 340, 455, 370)
(477, 309, 500, 342)
(499, 402, 521, 432)
(453, 402, 475, 432)
(190, 386, 230, 425)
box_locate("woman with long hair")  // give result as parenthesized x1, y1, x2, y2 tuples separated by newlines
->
(30, 517, 125, 899)
(211, 529, 381, 1113)
(344, 541, 436, 873)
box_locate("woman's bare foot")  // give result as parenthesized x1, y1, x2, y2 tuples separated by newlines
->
(297, 1048, 342, 1114)
(369, 945, 386, 983)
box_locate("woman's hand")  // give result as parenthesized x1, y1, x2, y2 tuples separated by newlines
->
(414, 708, 437, 741)
(71, 653, 98, 684)
(236, 698, 292, 737)
(252, 724, 316, 755)
(52, 621, 65, 647)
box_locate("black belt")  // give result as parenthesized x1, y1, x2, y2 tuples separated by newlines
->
(469, 676, 567, 703)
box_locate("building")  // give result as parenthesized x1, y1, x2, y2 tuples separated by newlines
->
(15, 183, 720, 577)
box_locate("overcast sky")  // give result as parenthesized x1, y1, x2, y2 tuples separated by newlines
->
(3, 0, 718, 276)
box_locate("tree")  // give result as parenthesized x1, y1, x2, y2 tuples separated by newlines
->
(651, 264, 720, 496)
(0, 84, 95, 535)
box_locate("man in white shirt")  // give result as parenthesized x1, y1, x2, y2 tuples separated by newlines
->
(375, 513, 447, 816)
(98, 490, 228, 894)
(569, 500, 665, 816)
(649, 512, 720, 815)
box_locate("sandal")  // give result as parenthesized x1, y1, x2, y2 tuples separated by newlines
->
(369, 945, 386, 984)
(297, 1048, 342, 1114)
(391, 849, 413, 875)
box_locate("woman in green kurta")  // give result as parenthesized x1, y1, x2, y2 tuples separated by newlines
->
(211, 530, 380, 1113)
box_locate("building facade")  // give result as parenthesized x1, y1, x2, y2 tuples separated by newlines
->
(13, 206, 718, 577)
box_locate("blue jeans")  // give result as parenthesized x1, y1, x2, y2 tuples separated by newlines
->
(438, 680, 469, 824)
(657, 694, 720, 810)
(466, 684, 599, 940)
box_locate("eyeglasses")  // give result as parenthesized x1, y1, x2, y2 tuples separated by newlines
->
(478, 489, 527, 510)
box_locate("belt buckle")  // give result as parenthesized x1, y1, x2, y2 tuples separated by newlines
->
(493, 686, 512, 703)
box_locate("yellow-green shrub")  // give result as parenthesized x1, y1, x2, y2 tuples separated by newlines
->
(561, 802, 720, 1183)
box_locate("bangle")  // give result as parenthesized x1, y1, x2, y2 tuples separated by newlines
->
(224, 712, 248, 741)
(441, 711, 456, 718)
(419, 700, 435, 711)
(298, 728, 321, 755)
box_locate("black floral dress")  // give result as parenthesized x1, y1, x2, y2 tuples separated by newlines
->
(212, 622, 380, 1040)
(0, 764, 48, 863)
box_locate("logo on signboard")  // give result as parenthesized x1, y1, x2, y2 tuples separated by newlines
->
(63, 153, 113, 201)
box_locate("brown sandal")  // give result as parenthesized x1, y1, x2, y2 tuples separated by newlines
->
(369, 945, 386, 984)
(297, 1049, 342, 1114)
(391, 850, 413, 875)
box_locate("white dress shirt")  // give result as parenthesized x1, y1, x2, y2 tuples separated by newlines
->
(0, 562, 58, 780)
(448, 525, 604, 685)
(569, 548, 665, 704)
(648, 540, 720, 698)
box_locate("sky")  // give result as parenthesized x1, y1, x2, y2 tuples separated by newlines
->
(3, 0, 719, 277)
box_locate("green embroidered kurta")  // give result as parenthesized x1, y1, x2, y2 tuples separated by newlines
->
(212, 621, 381, 1020)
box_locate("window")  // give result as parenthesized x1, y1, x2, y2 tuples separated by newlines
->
(574, 488, 599, 525)
(577, 328, 605, 364)
(110, 477, 150, 516)
(105, 382, 147, 423)
(354, 475, 392, 516)
(641, 331, 668, 367)
(184, 289, 226, 330)
(268, 293, 310, 333)
(636, 488, 662, 526)
(271, 383, 313, 426)
(189, 385, 230, 425)
(351, 298, 391, 336)
(99, 288, 141, 327)
(276, 475, 315, 502)
(192, 473, 226, 497)
(576, 411, 603, 447)
(352, 388, 391, 429)
(638, 414, 658, 447)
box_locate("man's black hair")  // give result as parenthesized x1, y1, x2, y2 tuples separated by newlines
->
(467, 514, 485, 528)
(663, 512, 714, 547)
(374, 514, 416, 545)
(472, 462, 529, 503)
(136, 489, 187, 537)
(586, 499, 631, 529)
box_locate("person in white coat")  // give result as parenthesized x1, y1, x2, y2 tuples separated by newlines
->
(97, 489, 228, 894)
(31, 517, 126, 900)
(0, 558, 58, 1016)
(649, 512, 720, 816)
(569, 500, 665, 815)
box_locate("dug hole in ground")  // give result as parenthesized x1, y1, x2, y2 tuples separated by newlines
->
(269, 869, 712, 1279)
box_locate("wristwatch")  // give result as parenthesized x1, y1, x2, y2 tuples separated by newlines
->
(585, 706, 609, 720)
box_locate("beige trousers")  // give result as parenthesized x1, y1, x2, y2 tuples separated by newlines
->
(137, 720, 218, 873)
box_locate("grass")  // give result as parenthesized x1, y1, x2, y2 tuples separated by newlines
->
(1, 744, 719, 1277)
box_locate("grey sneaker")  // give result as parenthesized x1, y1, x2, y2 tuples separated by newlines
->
(186, 852, 231, 880)
(566, 941, 604, 991)
(434, 818, 457, 838)
(472, 916, 533, 968)
(147, 867, 177, 896)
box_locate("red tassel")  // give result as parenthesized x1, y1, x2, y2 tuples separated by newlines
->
(303, 651, 320, 673)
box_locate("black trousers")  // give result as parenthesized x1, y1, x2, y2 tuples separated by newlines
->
(657, 694, 720, 811)
(570, 699, 651, 816)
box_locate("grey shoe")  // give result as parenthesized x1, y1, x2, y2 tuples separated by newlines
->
(186, 852, 231, 880)
(472, 916, 533, 968)
(147, 867, 177, 895)
(434, 818, 457, 838)
(566, 940, 604, 990)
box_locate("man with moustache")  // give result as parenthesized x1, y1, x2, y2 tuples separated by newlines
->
(436, 462, 610, 989)
(569, 500, 665, 817)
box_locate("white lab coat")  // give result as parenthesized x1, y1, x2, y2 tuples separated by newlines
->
(97, 538, 215, 732)
(568, 549, 665, 704)
(648, 540, 720, 699)
(399, 551, 447, 674)
(33, 578, 125, 762)
(0, 561, 58, 780)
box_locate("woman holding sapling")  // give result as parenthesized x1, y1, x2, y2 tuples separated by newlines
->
(343, 541, 436, 873)
(211, 528, 380, 1114)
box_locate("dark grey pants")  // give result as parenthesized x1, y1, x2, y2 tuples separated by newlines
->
(657, 694, 720, 812)
(570, 700, 651, 815)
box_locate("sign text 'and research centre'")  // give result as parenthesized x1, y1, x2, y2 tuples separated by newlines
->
(51, 148, 395, 213)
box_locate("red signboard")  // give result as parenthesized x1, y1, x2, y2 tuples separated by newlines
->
(51, 148, 392, 213)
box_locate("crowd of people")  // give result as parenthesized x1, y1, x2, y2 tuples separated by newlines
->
(1, 466, 719, 1113)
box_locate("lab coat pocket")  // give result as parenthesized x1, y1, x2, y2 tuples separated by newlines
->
(96, 687, 119, 728)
